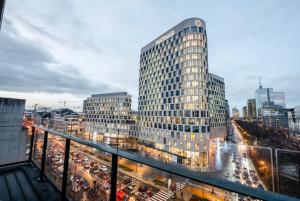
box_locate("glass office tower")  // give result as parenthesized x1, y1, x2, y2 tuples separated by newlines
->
(138, 18, 210, 166)
(255, 85, 286, 116)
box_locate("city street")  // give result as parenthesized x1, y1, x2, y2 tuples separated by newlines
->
(223, 123, 266, 189)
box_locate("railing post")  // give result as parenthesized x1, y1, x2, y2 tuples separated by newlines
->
(28, 126, 35, 163)
(61, 138, 70, 201)
(39, 130, 48, 181)
(275, 149, 280, 192)
(110, 154, 118, 201)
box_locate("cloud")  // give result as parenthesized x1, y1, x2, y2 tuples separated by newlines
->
(0, 19, 113, 95)
(1, 0, 299, 111)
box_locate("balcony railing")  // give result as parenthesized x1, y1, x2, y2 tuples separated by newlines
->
(26, 123, 299, 201)
(1, 117, 299, 201)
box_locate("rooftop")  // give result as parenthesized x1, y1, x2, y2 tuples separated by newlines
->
(141, 17, 206, 53)
(90, 92, 129, 98)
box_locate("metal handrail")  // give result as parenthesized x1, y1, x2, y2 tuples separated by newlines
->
(34, 125, 299, 201)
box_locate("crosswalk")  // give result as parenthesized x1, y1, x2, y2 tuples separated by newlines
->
(176, 182, 186, 191)
(150, 190, 173, 201)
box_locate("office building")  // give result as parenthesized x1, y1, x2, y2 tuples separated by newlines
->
(255, 82, 285, 115)
(0, 97, 26, 164)
(129, 110, 140, 138)
(247, 99, 256, 121)
(232, 107, 240, 119)
(138, 18, 225, 166)
(243, 106, 248, 120)
(288, 106, 300, 140)
(208, 73, 227, 139)
(225, 99, 230, 119)
(51, 108, 83, 134)
(258, 102, 289, 130)
(83, 92, 133, 143)
(225, 99, 231, 136)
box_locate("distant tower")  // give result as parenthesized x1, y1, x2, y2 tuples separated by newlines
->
(259, 77, 262, 89)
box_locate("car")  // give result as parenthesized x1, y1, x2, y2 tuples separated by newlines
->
(124, 178, 133, 185)
(243, 172, 249, 179)
(235, 175, 241, 180)
(124, 185, 135, 195)
(235, 170, 241, 175)
(100, 165, 108, 172)
(252, 176, 258, 181)
(82, 180, 89, 190)
(246, 179, 252, 186)
(102, 173, 109, 180)
(91, 169, 100, 174)
(90, 161, 97, 167)
(249, 170, 255, 174)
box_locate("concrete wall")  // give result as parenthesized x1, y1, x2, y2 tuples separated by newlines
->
(0, 97, 26, 165)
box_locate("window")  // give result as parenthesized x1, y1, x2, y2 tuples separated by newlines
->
(191, 26, 198, 32)
(185, 125, 191, 132)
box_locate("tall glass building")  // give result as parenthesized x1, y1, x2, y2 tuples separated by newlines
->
(138, 18, 215, 166)
(255, 84, 286, 116)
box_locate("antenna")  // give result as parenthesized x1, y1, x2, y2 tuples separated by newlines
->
(259, 77, 262, 89)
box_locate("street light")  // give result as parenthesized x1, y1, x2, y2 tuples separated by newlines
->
(259, 160, 265, 166)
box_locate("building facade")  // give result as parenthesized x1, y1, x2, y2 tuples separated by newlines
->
(255, 83, 285, 116)
(258, 102, 289, 131)
(208, 73, 227, 139)
(288, 106, 300, 140)
(232, 107, 240, 119)
(242, 106, 248, 120)
(51, 108, 83, 134)
(138, 18, 224, 166)
(247, 99, 256, 121)
(83, 92, 132, 142)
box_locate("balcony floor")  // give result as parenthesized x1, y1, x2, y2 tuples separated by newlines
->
(0, 163, 61, 201)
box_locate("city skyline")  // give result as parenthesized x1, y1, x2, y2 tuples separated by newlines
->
(0, 0, 300, 111)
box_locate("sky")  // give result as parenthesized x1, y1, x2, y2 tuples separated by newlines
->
(0, 0, 299, 112)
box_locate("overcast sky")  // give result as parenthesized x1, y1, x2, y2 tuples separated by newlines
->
(0, 0, 299, 112)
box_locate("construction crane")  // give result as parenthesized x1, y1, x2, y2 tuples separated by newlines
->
(58, 100, 81, 108)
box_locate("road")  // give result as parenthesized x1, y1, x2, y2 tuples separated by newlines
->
(227, 123, 266, 189)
